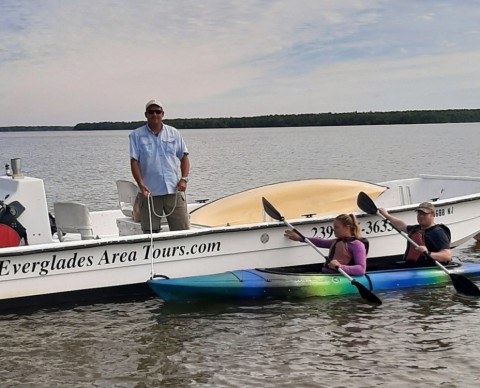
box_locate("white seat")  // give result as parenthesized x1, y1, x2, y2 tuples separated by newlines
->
(116, 180, 138, 219)
(54, 202, 94, 242)
(116, 217, 144, 236)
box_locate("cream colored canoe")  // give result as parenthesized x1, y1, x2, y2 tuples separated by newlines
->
(189, 179, 387, 227)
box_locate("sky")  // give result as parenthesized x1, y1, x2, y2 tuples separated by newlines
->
(1, 0, 480, 126)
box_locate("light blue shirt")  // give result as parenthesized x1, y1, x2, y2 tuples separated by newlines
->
(129, 124, 189, 196)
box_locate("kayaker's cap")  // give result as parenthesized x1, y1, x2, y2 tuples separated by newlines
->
(416, 202, 435, 214)
(145, 99, 163, 111)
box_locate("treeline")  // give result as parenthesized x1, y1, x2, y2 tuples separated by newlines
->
(72, 109, 480, 130)
(2, 109, 480, 132)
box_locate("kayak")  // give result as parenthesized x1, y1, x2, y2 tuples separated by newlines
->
(147, 261, 480, 302)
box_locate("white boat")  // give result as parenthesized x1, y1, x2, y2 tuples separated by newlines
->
(1, 158, 480, 309)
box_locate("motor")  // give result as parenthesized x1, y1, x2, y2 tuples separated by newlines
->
(0, 195, 28, 248)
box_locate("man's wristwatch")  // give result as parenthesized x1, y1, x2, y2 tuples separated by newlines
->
(181, 177, 189, 183)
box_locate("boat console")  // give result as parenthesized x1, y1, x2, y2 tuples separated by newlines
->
(0, 159, 53, 246)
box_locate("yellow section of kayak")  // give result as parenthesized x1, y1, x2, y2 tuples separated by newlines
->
(190, 179, 387, 227)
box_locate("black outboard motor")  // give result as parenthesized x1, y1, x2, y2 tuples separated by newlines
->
(49, 212, 57, 235)
(0, 196, 28, 248)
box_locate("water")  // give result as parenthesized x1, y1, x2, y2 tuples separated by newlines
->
(1, 123, 480, 387)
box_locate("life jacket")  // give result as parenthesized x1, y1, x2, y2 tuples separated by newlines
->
(328, 237, 369, 266)
(404, 224, 451, 262)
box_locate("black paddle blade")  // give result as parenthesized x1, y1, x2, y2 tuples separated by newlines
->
(357, 191, 379, 215)
(352, 280, 382, 305)
(262, 197, 283, 222)
(449, 274, 480, 296)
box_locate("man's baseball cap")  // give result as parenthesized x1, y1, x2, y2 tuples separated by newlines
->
(145, 99, 163, 111)
(416, 202, 435, 214)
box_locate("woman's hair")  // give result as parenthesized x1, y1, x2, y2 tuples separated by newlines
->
(335, 213, 362, 239)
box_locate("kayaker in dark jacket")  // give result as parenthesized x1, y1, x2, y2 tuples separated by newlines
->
(379, 202, 451, 265)
(285, 213, 367, 276)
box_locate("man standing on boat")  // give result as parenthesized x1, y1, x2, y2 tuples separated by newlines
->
(379, 202, 451, 265)
(129, 99, 190, 232)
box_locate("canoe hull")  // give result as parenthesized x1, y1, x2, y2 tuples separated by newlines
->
(147, 262, 480, 302)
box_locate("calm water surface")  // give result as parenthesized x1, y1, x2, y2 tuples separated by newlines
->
(1, 123, 480, 387)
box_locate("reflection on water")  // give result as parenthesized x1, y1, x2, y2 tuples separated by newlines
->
(1, 123, 480, 387)
(2, 284, 480, 387)
(456, 238, 480, 261)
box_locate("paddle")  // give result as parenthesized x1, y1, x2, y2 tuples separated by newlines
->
(357, 191, 480, 297)
(262, 197, 382, 305)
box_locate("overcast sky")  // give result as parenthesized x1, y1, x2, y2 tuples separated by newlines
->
(1, 0, 480, 126)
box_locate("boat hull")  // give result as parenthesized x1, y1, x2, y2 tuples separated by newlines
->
(147, 262, 480, 302)
(3, 173, 480, 309)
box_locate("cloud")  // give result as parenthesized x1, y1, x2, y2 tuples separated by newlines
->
(1, 0, 480, 125)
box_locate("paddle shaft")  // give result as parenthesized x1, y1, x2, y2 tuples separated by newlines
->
(283, 220, 356, 283)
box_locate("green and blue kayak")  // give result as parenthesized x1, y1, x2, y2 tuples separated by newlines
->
(147, 261, 480, 303)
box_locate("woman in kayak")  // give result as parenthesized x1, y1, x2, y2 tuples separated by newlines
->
(284, 213, 367, 276)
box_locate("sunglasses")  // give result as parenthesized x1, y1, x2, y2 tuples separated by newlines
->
(147, 110, 163, 115)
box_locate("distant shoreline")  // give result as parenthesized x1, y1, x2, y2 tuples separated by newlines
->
(0, 126, 73, 132)
(2, 108, 480, 132)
